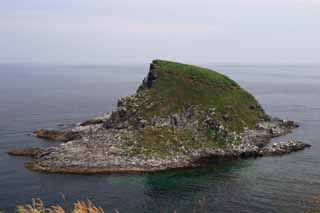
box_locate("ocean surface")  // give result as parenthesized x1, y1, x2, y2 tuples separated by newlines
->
(0, 64, 319, 212)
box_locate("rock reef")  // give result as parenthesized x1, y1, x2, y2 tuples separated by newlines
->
(9, 60, 311, 174)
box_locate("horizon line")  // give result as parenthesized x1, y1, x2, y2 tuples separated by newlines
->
(0, 61, 320, 67)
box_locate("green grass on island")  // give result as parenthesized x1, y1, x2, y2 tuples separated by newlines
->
(138, 60, 267, 131)
(121, 60, 268, 158)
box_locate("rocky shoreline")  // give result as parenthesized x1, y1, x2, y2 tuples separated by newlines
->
(7, 60, 312, 174)
(8, 115, 311, 174)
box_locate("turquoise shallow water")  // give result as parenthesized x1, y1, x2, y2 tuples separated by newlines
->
(0, 64, 319, 212)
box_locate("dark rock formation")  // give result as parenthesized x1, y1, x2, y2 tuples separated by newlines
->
(7, 148, 41, 157)
(33, 129, 81, 142)
(79, 113, 111, 127)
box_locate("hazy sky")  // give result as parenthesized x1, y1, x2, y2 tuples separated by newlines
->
(1, 0, 319, 64)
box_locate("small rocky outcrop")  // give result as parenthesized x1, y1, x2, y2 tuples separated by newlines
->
(7, 148, 42, 157)
(8, 60, 312, 174)
(33, 115, 109, 142)
(79, 113, 111, 126)
(33, 129, 81, 142)
(261, 140, 311, 156)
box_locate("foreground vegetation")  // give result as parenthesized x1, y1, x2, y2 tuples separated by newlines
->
(14, 195, 320, 213)
(17, 199, 105, 213)
(15, 198, 209, 213)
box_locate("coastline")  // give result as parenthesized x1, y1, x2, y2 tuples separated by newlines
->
(8, 116, 310, 174)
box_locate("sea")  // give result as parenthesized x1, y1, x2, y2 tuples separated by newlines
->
(0, 63, 319, 212)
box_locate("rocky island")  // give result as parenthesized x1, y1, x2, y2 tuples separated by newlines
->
(8, 60, 311, 173)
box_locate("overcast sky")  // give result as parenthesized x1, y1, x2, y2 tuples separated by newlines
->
(0, 0, 319, 65)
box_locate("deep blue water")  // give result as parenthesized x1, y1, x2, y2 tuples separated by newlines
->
(0, 64, 320, 212)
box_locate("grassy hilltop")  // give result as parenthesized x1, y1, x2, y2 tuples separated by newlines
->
(135, 60, 267, 131)
(115, 60, 268, 157)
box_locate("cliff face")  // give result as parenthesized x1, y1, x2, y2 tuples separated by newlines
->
(10, 60, 308, 174)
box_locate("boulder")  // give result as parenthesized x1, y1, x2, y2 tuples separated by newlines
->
(33, 129, 80, 142)
(7, 148, 41, 157)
